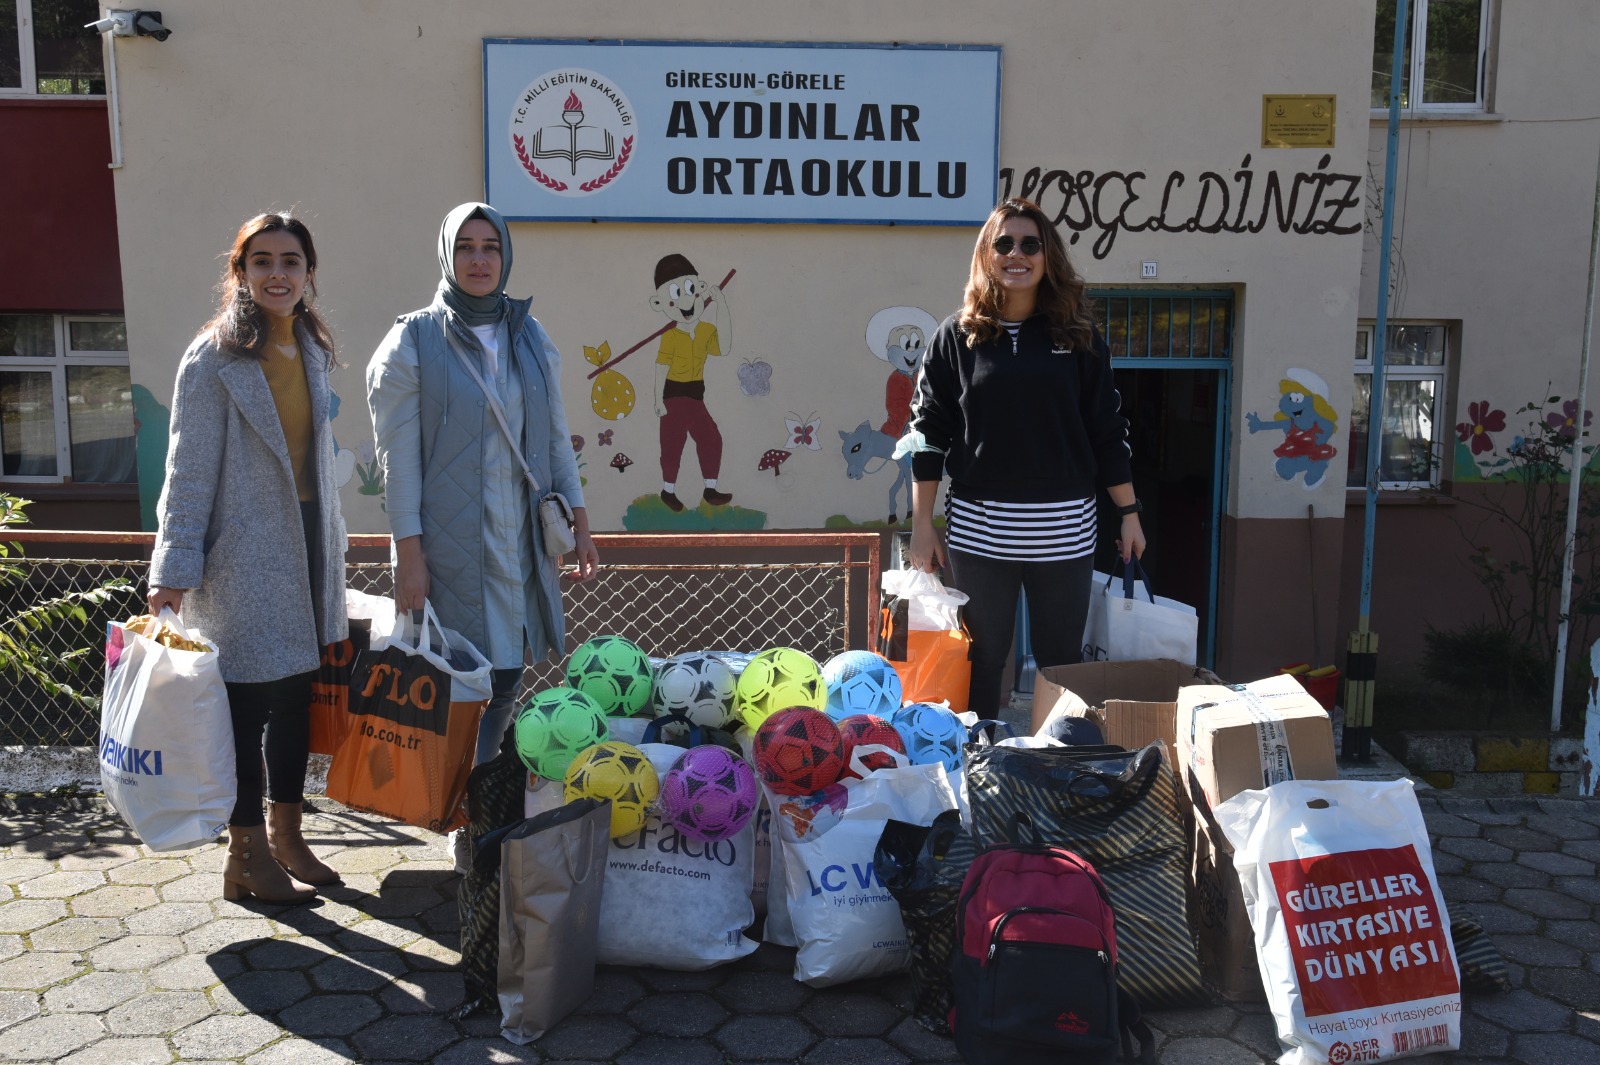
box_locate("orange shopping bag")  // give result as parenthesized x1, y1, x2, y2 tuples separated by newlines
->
(309, 589, 399, 756)
(325, 602, 490, 832)
(880, 568, 972, 711)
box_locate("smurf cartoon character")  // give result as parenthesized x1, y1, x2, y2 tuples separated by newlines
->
(866, 306, 938, 438)
(1245, 368, 1339, 488)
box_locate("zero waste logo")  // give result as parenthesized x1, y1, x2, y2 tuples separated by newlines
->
(510, 68, 637, 196)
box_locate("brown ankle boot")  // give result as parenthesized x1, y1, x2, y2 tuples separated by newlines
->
(266, 801, 341, 886)
(223, 825, 316, 903)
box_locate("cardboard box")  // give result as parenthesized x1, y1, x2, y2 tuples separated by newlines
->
(1188, 803, 1266, 1001)
(1175, 674, 1338, 813)
(1033, 658, 1218, 750)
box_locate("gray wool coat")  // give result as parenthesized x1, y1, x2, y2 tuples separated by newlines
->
(150, 328, 349, 683)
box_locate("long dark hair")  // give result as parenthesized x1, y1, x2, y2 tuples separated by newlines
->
(202, 212, 336, 367)
(957, 198, 1095, 352)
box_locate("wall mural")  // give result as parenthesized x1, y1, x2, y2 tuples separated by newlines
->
(1452, 397, 1600, 483)
(1245, 368, 1339, 489)
(830, 305, 937, 525)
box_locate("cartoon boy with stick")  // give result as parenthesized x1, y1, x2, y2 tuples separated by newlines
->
(651, 253, 732, 511)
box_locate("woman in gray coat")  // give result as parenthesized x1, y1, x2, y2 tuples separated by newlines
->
(149, 213, 349, 904)
(367, 203, 598, 780)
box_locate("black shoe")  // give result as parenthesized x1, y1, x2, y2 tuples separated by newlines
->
(660, 490, 685, 513)
(703, 488, 732, 506)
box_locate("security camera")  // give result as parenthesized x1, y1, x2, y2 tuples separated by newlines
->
(134, 11, 171, 41)
(84, 11, 135, 35)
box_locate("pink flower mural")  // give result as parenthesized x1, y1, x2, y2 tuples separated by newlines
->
(1545, 399, 1593, 441)
(1456, 401, 1506, 455)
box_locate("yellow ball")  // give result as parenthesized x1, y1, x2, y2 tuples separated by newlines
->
(732, 647, 826, 732)
(562, 741, 660, 838)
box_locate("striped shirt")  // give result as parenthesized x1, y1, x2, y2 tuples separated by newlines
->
(945, 494, 1097, 561)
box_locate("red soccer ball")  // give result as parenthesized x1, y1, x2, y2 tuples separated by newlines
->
(837, 714, 908, 779)
(752, 707, 847, 796)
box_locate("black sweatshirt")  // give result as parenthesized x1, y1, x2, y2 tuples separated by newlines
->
(906, 313, 1132, 502)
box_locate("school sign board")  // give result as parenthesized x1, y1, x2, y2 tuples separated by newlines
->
(483, 40, 1001, 225)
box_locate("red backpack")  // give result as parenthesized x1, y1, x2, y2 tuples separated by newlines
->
(952, 839, 1153, 1064)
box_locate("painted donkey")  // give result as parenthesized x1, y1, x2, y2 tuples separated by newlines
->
(840, 420, 912, 524)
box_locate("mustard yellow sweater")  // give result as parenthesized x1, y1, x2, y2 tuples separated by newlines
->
(261, 315, 315, 502)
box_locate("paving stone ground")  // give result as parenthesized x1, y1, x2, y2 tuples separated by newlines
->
(1, 792, 1598, 1064)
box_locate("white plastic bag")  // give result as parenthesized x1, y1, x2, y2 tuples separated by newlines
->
(880, 567, 968, 631)
(775, 748, 957, 987)
(1082, 560, 1199, 665)
(100, 610, 235, 851)
(1214, 780, 1462, 1065)
(391, 600, 493, 703)
(596, 743, 759, 970)
(347, 587, 399, 652)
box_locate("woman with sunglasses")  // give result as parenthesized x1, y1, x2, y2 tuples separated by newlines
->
(902, 198, 1145, 719)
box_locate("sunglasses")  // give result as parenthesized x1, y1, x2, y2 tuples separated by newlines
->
(992, 235, 1043, 256)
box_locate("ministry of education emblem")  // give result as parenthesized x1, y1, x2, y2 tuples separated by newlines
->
(509, 68, 636, 196)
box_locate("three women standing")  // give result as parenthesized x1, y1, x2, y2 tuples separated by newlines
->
(904, 198, 1147, 718)
(367, 202, 598, 774)
(150, 213, 349, 903)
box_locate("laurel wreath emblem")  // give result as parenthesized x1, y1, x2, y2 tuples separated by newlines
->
(512, 134, 570, 192)
(579, 136, 634, 193)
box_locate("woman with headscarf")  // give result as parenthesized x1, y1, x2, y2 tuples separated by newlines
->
(366, 202, 598, 785)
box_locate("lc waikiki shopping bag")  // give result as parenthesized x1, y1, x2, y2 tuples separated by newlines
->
(494, 797, 611, 1044)
(309, 589, 397, 756)
(326, 600, 490, 832)
(1214, 780, 1461, 1064)
(100, 610, 235, 851)
(880, 568, 973, 711)
(1082, 557, 1199, 665)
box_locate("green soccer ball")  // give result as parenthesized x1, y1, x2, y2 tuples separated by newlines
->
(514, 686, 609, 780)
(733, 647, 826, 732)
(563, 740, 661, 839)
(566, 635, 655, 717)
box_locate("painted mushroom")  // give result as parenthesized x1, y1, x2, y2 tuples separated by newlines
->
(758, 448, 792, 476)
(610, 452, 634, 473)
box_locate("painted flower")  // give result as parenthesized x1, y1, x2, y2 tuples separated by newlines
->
(1456, 401, 1505, 455)
(1545, 399, 1593, 441)
(571, 434, 585, 453)
(598, 429, 614, 447)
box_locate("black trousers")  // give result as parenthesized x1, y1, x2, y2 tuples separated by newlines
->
(225, 499, 322, 827)
(946, 548, 1094, 719)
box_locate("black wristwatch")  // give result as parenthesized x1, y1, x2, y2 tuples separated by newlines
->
(1115, 500, 1143, 516)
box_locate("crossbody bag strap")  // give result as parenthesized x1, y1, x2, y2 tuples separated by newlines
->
(434, 310, 543, 497)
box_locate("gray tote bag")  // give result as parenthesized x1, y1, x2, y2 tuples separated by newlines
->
(497, 797, 611, 1044)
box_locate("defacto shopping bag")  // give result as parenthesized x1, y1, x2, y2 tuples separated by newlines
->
(309, 588, 397, 756)
(880, 568, 973, 710)
(1214, 780, 1461, 1065)
(100, 610, 234, 851)
(775, 749, 957, 987)
(325, 601, 490, 832)
(1082, 558, 1198, 666)
(596, 740, 759, 970)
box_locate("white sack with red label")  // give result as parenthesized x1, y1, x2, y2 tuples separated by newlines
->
(1214, 780, 1461, 1065)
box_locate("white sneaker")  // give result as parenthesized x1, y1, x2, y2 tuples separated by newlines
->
(446, 826, 472, 875)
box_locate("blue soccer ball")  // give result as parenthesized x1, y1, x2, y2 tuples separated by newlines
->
(890, 702, 965, 773)
(821, 650, 903, 723)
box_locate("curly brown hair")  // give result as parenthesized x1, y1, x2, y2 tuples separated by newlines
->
(201, 212, 336, 368)
(957, 198, 1094, 352)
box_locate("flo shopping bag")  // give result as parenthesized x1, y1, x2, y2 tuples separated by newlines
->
(1214, 780, 1461, 1065)
(776, 750, 957, 987)
(880, 567, 973, 710)
(494, 797, 611, 1044)
(597, 737, 759, 970)
(100, 610, 234, 851)
(326, 600, 491, 832)
(309, 588, 398, 756)
(1082, 557, 1198, 665)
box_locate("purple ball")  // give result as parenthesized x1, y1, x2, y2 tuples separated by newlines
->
(660, 746, 759, 842)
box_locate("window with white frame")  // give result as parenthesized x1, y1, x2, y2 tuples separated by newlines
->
(1371, 0, 1490, 112)
(1348, 322, 1449, 490)
(1, 0, 105, 96)
(0, 314, 134, 484)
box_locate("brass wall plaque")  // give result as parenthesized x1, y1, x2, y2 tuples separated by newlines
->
(1262, 94, 1336, 149)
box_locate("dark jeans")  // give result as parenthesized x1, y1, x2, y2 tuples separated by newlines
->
(946, 548, 1094, 719)
(225, 498, 323, 827)
(478, 668, 524, 766)
(226, 670, 315, 826)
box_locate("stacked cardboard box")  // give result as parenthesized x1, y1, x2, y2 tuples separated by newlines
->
(1031, 658, 1220, 750)
(1175, 674, 1338, 1000)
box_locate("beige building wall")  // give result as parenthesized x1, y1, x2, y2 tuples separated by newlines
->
(109, 1, 1378, 675)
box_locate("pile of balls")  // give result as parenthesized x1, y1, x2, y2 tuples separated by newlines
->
(509, 636, 969, 841)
